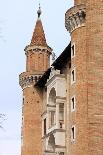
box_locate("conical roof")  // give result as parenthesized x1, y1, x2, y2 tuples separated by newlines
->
(30, 6, 47, 47)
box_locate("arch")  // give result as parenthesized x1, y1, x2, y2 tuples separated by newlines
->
(48, 88, 56, 105)
(47, 134, 55, 151)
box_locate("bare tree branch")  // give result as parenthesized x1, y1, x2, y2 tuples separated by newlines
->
(0, 114, 6, 129)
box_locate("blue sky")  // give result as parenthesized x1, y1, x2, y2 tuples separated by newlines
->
(0, 1, 73, 155)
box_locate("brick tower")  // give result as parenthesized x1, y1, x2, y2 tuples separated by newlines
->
(65, 0, 103, 155)
(19, 6, 52, 155)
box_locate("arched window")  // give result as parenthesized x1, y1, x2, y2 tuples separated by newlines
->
(48, 88, 56, 105)
(47, 134, 55, 151)
(48, 88, 56, 127)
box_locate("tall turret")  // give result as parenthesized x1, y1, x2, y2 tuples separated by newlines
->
(19, 5, 52, 155)
(86, 0, 103, 154)
(65, 0, 103, 155)
(65, 1, 88, 155)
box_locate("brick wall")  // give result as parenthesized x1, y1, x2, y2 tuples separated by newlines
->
(74, 0, 86, 5)
(86, 1, 103, 154)
(21, 86, 42, 155)
(70, 26, 88, 155)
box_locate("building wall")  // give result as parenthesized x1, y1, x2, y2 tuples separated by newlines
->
(21, 85, 42, 155)
(65, 0, 103, 155)
(70, 26, 88, 155)
(86, 1, 103, 154)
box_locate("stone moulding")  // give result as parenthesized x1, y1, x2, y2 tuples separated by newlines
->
(19, 72, 42, 89)
(65, 4, 86, 33)
(24, 45, 52, 56)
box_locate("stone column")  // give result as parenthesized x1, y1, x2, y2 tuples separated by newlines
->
(56, 103, 59, 129)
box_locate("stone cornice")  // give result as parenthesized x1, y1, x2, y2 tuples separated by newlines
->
(24, 44, 52, 56)
(65, 4, 86, 33)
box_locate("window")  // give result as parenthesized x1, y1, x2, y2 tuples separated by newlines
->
(71, 43, 75, 58)
(22, 97, 25, 107)
(71, 96, 76, 112)
(49, 88, 56, 105)
(44, 118, 46, 135)
(71, 125, 76, 142)
(49, 111, 55, 127)
(72, 70, 75, 81)
(59, 103, 64, 121)
(71, 68, 76, 84)
(59, 103, 64, 128)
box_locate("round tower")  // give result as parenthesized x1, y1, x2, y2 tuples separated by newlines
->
(19, 6, 52, 155)
(65, 1, 88, 155)
(86, 0, 103, 154)
(66, 0, 103, 155)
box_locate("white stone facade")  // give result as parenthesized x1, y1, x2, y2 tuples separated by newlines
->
(42, 68, 66, 155)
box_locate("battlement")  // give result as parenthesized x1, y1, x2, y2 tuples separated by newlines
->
(65, 4, 86, 33)
(19, 72, 43, 89)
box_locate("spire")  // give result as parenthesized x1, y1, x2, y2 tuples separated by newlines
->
(30, 4, 47, 47)
(37, 3, 41, 19)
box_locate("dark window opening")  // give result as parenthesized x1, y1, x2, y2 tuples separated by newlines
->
(72, 70, 75, 82)
(44, 118, 46, 135)
(71, 45, 75, 57)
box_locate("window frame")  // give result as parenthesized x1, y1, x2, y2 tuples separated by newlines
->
(49, 110, 56, 128)
(71, 96, 76, 112)
(44, 118, 46, 135)
(71, 125, 76, 142)
(71, 67, 76, 84)
(71, 42, 75, 59)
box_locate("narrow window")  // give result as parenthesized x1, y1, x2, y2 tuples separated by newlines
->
(71, 68, 76, 84)
(51, 111, 55, 126)
(44, 118, 46, 135)
(71, 126, 76, 142)
(49, 111, 55, 127)
(23, 97, 25, 106)
(59, 103, 64, 128)
(72, 70, 75, 81)
(71, 43, 75, 58)
(71, 96, 76, 111)
(59, 103, 64, 121)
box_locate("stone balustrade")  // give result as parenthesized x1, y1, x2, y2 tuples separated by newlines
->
(65, 4, 86, 33)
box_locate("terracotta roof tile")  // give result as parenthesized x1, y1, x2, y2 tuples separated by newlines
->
(30, 19, 47, 47)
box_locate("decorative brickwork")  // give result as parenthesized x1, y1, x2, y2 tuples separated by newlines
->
(65, 4, 86, 33)
(19, 72, 42, 89)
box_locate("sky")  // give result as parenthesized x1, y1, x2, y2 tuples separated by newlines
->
(0, 0, 73, 155)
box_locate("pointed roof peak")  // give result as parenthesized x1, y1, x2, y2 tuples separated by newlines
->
(30, 5, 47, 47)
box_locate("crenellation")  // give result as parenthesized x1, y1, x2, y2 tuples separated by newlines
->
(65, 4, 86, 33)
(19, 72, 42, 89)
